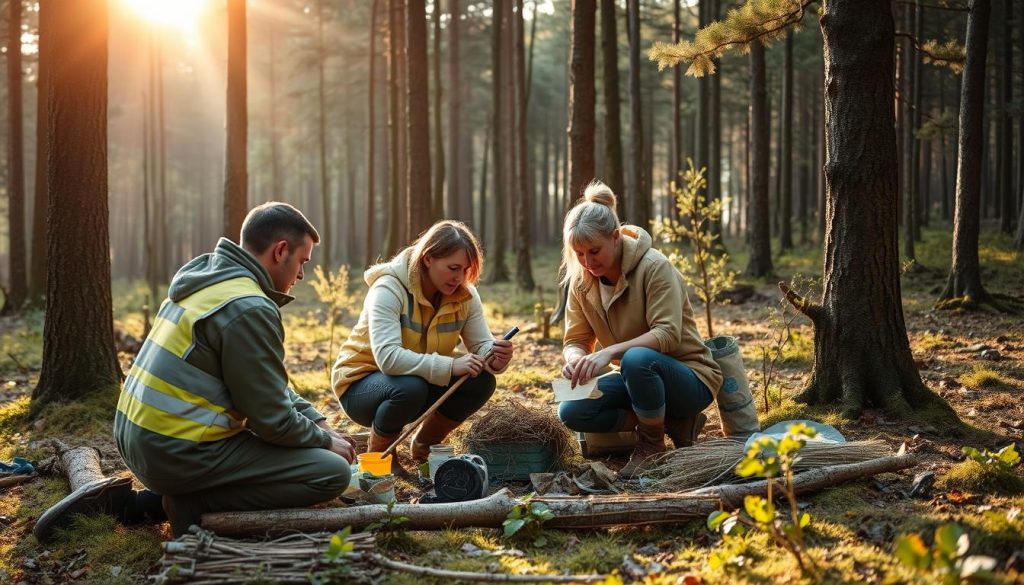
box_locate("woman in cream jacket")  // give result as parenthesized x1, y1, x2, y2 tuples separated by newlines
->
(333, 221, 513, 474)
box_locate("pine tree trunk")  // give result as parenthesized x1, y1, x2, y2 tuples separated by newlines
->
(999, 0, 1014, 234)
(447, 0, 462, 222)
(385, 0, 405, 256)
(600, 0, 624, 208)
(514, 0, 534, 291)
(779, 32, 794, 251)
(939, 0, 997, 307)
(224, 0, 248, 241)
(626, 0, 646, 229)
(695, 0, 710, 178)
(671, 0, 682, 217)
(708, 0, 722, 239)
(316, 0, 332, 269)
(432, 0, 445, 219)
(910, 0, 923, 243)
(899, 6, 916, 261)
(540, 122, 550, 245)
(567, 0, 595, 206)
(488, 1, 510, 282)
(745, 40, 773, 277)
(32, 0, 121, 413)
(789, 0, 956, 424)
(406, 0, 432, 239)
(29, 0, 50, 306)
(478, 125, 490, 245)
(270, 31, 282, 215)
(5, 0, 27, 312)
(365, 0, 379, 267)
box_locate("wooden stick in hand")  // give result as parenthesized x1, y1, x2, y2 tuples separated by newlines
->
(380, 326, 519, 458)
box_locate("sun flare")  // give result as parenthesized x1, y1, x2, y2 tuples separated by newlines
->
(121, 0, 207, 32)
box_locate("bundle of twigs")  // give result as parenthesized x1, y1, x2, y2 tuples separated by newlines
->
(151, 525, 605, 583)
(643, 438, 893, 493)
(150, 526, 379, 584)
(455, 398, 576, 463)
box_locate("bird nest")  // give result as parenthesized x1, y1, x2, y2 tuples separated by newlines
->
(453, 398, 576, 464)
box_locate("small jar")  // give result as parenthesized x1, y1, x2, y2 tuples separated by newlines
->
(427, 444, 456, 481)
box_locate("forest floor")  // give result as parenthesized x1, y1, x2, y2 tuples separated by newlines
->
(0, 224, 1022, 584)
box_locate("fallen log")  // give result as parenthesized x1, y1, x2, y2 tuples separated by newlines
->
(202, 454, 916, 537)
(0, 474, 37, 489)
(52, 439, 106, 491)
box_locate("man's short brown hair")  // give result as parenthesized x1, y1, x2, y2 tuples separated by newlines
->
(240, 202, 320, 254)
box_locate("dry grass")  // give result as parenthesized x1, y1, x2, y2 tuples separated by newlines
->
(453, 398, 576, 464)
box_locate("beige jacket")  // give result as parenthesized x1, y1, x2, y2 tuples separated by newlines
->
(332, 248, 505, 396)
(563, 225, 723, 396)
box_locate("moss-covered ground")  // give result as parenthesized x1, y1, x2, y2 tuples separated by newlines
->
(1, 225, 1022, 583)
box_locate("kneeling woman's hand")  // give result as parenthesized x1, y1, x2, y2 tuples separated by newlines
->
(570, 350, 611, 388)
(452, 353, 486, 378)
(488, 339, 514, 372)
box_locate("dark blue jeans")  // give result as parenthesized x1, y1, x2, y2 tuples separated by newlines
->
(341, 371, 496, 435)
(558, 347, 713, 432)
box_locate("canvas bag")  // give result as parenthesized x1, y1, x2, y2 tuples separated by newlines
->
(704, 335, 760, 437)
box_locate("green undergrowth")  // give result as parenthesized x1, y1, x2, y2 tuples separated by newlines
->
(958, 366, 1005, 389)
(940, 459, 1024, 496)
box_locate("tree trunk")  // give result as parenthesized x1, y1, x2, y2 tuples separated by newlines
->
(671, 0, 682, 214)
(745, 40, 773, 277)
(488, 1, 510, 282)
(708, 0, 722, 239)
(366, 0, 379, 266)
(567, 0, 596, 206)
(432, 0, 445, 219)
(478, 125, 491, 244)
(939, 0, 997, 307)
(787, 0, 957, 424)
(695, 0, 710, 178)
(910, 0, 923, 243)
(899, 5, 916, 261)
(447, 0, 463, 222)
(224, 0, 248, 241)
(600, 0, 624, 211)
(316, 0, 332, 269)
(998, 0, 1014, 234)
(626, 0, 647, 229)
(514, 0, 534, 291)
(779, 32, 794, 251)
(156, 42, 168, 284)
(29, 0, 50, 306)
(5, 0, 27, 312)
(32, 0, 121, 412)
(385, 0, 405, 256)
(269, 31, 282, 213)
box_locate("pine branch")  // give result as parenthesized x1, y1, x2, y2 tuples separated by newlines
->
(894, 0, 969, 12)
(649, 0, 816, 77)
(895, 32, 965, 73)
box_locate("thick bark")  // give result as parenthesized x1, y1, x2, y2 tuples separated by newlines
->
(316, 0, 332, 269)
(407, 0, 432, 239)
(32, 0, 121, 411)
(202, 455, 916, 536)
(514, 0, 534, 291)
(626, 0, 647, 229)
(431, 0, 445, 219)
(939, 0, 995, 306)
(224, 0, 248, 241)
(365, 0, 379, 266)
(447, 0, 463, 222)
(745, 40, 773, 277)
(900, 6, 916, 261)
(780, 32, 794, 251)
(789, 0, 957, 423)
(28, 0, 49, 305)
(567, 0, 596, 205)
(54, 442, 105, 492)
(5, 0, 27, 312)
(600, 0, 624, 209)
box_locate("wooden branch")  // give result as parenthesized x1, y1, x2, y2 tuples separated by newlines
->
(0, 474, 37, 489)
(203, 455, 916, 537)
(894, 32, 965, 67)
(778, 281, 824, 323)
(52, 439, 106, 491)
(689, 454, 918, 508)
(368, 553, 605, 583)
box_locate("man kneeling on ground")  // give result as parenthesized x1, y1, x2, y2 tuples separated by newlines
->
(35, 202, 354, 540)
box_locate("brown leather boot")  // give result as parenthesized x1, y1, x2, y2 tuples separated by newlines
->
(618, 418, 668, 479)
(367, 428, 411, 478)
(410, 412, 462, 463)
(665, 412, 707, 449)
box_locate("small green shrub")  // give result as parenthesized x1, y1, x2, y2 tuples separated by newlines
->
(893, 523, 998, 584)
(958, 366, 1003, 389)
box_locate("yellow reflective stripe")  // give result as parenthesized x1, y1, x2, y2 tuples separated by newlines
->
(117, 390, 241, 443)
(128, 365, 228, 415)
(152, 277, 267, 358)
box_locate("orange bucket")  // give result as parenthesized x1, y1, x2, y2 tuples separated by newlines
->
(357, 452, 392, 476)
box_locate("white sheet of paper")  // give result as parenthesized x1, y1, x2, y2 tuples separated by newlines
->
(551, 377, 601, 403)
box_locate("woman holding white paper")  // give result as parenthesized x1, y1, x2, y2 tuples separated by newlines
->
(558, 182, 723, 477)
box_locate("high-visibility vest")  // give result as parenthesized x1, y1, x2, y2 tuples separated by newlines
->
(116, 277, 270, 443)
